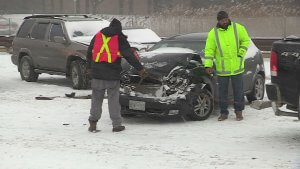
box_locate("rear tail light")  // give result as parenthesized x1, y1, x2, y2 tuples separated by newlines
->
(270, 51, 278, 77)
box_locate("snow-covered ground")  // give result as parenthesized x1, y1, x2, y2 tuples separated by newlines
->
(0, 53, 299, 169)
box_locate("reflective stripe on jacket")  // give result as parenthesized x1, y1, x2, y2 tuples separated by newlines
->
(204, 22, 250, 76)
(92, 32, 121, 63)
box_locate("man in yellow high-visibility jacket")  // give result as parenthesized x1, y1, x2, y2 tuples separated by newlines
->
(204, 11, 250, 121)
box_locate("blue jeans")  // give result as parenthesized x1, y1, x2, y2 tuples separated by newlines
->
(218, 73, 245, 115)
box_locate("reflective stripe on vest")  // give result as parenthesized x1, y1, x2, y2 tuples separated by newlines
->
(95, 34, 111, 62)
(233, 23, 243, 72)
(92, 33, 122, 63)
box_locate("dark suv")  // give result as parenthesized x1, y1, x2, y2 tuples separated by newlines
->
(266, 37, 300, 119)
(11, 15, 109, 89)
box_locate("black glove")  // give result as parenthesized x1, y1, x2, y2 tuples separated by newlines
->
(205, 67, 214, 74)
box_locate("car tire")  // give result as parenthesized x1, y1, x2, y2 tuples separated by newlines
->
(183, 87, 214, 121)
(246, 74, 265, 103)
(19, 56, 39, 82)
(70, 60, 89, 89)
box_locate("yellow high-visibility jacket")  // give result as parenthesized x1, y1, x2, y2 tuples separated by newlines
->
(204, 22, 250, 76)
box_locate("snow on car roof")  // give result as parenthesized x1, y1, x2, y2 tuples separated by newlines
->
(141, 47, 196, 58)
(149, 47, 196, 53)
(123, 28, 161, 43)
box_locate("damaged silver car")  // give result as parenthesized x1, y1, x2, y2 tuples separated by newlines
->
(120, 33, 265, 120)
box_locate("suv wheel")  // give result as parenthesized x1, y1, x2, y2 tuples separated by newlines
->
(246, 74, 265, 103)
(19, 56, 39, 82)
(70, 60, 89, 89)
(183, 87, 214, 121)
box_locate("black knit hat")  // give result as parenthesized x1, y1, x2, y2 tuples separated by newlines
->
(217, 11, 229, 21)
(109, 18, 122, 33)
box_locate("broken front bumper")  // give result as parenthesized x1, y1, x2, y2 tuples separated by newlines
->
(119, 93, 184, 116)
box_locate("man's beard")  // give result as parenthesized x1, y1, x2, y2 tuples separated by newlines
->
(217, 20, 231, 30)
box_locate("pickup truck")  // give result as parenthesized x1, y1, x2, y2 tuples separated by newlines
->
(266, 36, 300, 119)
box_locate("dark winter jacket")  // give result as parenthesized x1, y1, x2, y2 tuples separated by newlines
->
(87, 19, 143, 80)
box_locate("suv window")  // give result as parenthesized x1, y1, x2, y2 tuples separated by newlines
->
(17, 19, 34, 38)
(31, 23, 49, 40)
(49, 23, 65, 42)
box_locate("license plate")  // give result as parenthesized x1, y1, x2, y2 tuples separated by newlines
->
(129, 100, 146, 111)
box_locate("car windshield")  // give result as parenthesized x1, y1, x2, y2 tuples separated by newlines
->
(64, 20, 109, 40)
(149, 40, 205, 54)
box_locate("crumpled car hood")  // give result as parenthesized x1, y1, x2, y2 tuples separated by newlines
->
(120, 52, 203, 101)
(122, 52, 195, 80)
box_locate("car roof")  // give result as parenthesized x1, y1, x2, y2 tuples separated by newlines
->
(166, 32, 208, 41)
(24, 15, 105, 22)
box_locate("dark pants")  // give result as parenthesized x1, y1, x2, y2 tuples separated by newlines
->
(218, 73, 245, 115)
(89, 79, 122, 127)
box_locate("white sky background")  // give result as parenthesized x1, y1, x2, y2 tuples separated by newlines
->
(0, 52, 300, 169)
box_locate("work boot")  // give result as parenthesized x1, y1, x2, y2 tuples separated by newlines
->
(235, 111, 243, 121)
(88, 120, 98, 132)
(112, 125, 125, 132)
(218, 114, 228, 121)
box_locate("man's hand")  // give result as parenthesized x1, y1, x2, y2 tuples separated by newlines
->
(205, 67, 214, 74)
(137, 68, 148, 79)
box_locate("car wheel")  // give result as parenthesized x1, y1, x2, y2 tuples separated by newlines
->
(183, 87, 214, 121)
(247, 74, 265, 103)
(19, 56, 39, 82)
(70, 60, 89, 89)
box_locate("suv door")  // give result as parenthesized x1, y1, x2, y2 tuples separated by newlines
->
(30, 22, 50, 69)
(45, 23, 68, 72)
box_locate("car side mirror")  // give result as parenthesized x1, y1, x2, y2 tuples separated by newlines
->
(53, 36, 67, 44)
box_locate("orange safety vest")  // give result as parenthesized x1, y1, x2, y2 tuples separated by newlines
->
(92, 32, 122, 63)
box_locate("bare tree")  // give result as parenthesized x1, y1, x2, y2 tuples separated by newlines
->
(86, 0, 90, 14)
(119, 0, 124, 15)
(50, 0, 54, 13)
(129, 0, 133, 15)
(59, 0, 63, 14)
(92, 0, 104, 14)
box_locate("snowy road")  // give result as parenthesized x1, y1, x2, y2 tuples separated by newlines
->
(0, 53, 299, 169)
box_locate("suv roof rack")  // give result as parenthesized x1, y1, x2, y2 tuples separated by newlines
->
(24, 14, 90, 20)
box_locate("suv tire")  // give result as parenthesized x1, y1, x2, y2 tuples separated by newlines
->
(19, 56, 39, 82)
(247, 74, 265, 103)
(70, 60, 89, 89)
(183, 87, 214, 121)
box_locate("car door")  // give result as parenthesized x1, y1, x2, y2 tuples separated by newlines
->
(44, 22, 69, 72)
(243, 41, 258, 92)
(29, 22, 50, 69)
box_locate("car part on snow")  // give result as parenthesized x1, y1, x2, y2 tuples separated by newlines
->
(271, 101, 299, 119)
(250, 100, 272, 110)
(35, 92, 91, 100)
